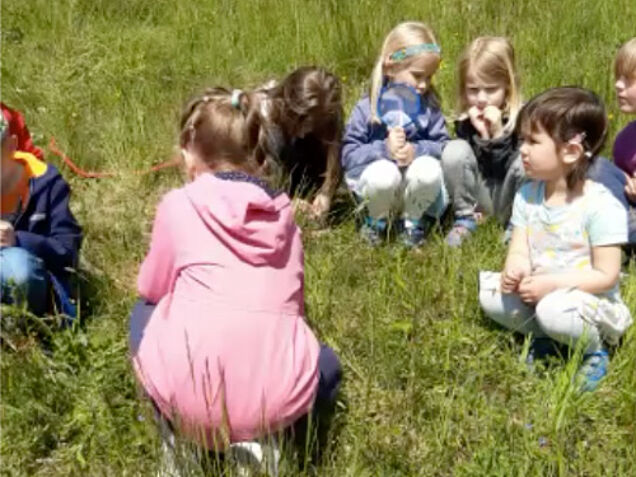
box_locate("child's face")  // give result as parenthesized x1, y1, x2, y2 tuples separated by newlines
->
(616, 74, 636, 114)
(519, 125, 568, 182)
(465, 71, 507, 111)
(388, 54, 439, 95)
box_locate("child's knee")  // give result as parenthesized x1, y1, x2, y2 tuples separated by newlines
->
(359, 159, 402, 195)
(406, 156, 443, 189)
(478, 272, 503, 318)
(441, 139, 474, 170)
(535, 289, 575, 335)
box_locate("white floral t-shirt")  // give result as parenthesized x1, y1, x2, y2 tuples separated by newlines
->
(511, 179, 627, 301)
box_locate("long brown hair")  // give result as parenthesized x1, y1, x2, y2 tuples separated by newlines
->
(265, 66, 343, 146)
(262, 66, 343, 198)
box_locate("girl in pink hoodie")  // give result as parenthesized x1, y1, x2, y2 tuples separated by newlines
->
(129, 88, 341, 461)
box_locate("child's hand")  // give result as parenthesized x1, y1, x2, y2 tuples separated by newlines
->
(483, 105, 503, 138)
(517, 275, 556, 304)
(394, 143, 415, 167)
(386, 126, 406, 159)
(500, 264, 529, 294)
(0, 220, 16, 247)
(624, 172, 636, 202)
(292, 198, 313, 216)
(310, 192, 331, 220)
(468, 106, 490, 139)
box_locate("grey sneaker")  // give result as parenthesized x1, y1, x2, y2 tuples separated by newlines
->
(445, 216, 477, 248)
(228, 440, 280, 477)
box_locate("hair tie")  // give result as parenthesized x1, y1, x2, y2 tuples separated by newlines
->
(389, 43, 441, 62)
(0, 113, 8, 140)
(231, 89, 243, 109)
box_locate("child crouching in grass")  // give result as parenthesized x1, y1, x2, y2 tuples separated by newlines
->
(341, 21, 449, 248)
(129, 88, 341, 474)
(0, 107, 82, 318)
(479, 87, 632, 392)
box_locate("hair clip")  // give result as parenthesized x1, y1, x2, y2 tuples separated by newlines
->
(0, 113, 8, 140)
(231, 89, 243, 109)
(389, 43, 441, 62)
(569, 132, 587, 144)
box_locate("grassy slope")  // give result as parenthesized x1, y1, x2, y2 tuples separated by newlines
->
(1, 0, 635, 475)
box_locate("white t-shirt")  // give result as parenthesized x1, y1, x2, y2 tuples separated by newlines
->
(511, 180, 627, 301)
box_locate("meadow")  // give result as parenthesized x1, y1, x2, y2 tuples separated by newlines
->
(1, 0, 635, 475)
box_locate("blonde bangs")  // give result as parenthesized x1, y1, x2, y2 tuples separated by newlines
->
(615, 38, 636, 80)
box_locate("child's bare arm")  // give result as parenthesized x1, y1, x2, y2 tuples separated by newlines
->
(501, 226, 531, 293)
(312, 141, 342, 217)
(549, 245, 621, 294)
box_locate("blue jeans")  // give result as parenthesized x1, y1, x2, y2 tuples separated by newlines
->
(0, 247, 49, 316)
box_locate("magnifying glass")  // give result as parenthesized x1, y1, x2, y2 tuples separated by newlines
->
(377, 82, 421, 129)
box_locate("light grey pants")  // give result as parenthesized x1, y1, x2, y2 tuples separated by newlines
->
(441, 139, 525, 225)
(478, 272, 604, 354)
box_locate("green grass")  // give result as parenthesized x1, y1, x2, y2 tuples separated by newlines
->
(1, 0, 636, 475)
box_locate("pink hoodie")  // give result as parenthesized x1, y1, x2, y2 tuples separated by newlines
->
(132, 172, 320, 447)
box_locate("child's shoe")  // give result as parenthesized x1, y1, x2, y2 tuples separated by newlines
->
(445, 216, 477, 247)
(359, 216, 387, 246)
(525, 337, 562, 369)
(157, 441, 183, 477)
(400, 217, 433, 248)
(576, 349, 609, 392)
(228, 440, 280, 477)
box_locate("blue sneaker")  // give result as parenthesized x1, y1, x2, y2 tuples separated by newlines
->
(445, 216, 477, 248)
(576, 349, 609, 392)
(360, 216, 387, 247)
(401, 217, 432, 248)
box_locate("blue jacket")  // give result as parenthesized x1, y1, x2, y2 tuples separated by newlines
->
(11, 152, 82, 317)
(341, 95, 449, 182)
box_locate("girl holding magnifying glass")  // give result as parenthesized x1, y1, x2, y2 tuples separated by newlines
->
(341, 21, 450, 247)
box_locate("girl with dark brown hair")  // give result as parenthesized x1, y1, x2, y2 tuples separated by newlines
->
(255, 66, 343, 222)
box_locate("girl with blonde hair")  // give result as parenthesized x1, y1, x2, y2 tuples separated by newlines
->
(341, 21, 449, 247)
(442, 36, 525, 246)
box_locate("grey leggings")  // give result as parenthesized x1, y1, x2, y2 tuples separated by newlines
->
(478, 272, 604, 354)
(442, 139, 525, 225)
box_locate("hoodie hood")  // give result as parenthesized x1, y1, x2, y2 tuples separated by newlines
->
(185, 172, 296, 265)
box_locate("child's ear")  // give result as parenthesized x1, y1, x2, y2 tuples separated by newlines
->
(561, 141, 584, 165)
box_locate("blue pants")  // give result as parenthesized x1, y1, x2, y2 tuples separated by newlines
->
(0, 247, 49, 316)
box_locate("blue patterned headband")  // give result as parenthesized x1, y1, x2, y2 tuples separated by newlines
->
(389, 43, 441, 62)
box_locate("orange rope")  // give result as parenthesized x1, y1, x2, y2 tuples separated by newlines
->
(48, 137, 180, 178)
